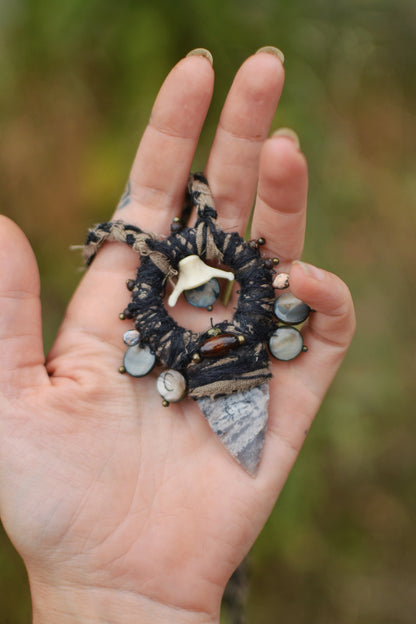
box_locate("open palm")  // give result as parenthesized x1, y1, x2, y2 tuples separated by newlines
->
(0, 50, 355, 623)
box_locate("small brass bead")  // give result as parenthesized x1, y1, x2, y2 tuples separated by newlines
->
(119, 312, 126, 320)
(207, 327, 222, 337)
(302, 345, 309, 352)
(173, 216, 182, 223)
(237, 335, 246, 345)
(162, 399, 170, 407)
(257, 237, 266, 246)
(206, 304, 213, 312)
(272, 257, 280, 265)
(118, 366, 126, 374)
(192, 353, 201, 363)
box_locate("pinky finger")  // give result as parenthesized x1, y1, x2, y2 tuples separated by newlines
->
(289, 260, 356, 397)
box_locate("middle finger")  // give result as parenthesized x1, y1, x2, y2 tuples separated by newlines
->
(205, 48, 285, 235)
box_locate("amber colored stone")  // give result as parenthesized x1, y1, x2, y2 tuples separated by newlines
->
(199, 333, 241, 358)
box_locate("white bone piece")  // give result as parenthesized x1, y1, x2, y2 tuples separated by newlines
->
(168, 255, 234, 307)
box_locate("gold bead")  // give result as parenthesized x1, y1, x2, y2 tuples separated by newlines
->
(173, 216, 182, 223)
(118, 366, 126, 374)
(192, 353, 201, 363)
(119, 312, 126, 320)
(272, 258, 280, 265)
(162, 399, 170, 407)
(207, 327, 222, 337)
(237, 335, 246, 345)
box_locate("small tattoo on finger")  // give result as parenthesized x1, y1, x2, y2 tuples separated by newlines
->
(117, 179, 131, 210)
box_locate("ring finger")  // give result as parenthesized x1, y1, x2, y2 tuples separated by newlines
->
(251, 130, 308, 270)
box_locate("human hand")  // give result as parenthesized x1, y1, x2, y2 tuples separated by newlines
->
(0, 49, 355, 623)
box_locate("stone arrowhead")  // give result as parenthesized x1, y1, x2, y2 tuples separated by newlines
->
(197, 383, 269, 476)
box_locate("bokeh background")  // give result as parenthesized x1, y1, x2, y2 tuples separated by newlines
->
(1, 0, 415, 622)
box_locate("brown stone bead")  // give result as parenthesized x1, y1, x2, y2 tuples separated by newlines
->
(170, 221, 183, 233)
(122, 308, 133, 319)
(264, 258, 274, 269)
(199, 333, 242, 358)
(126, 279, 135, 291)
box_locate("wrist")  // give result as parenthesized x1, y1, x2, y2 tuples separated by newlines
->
(30, 580, 219, 624)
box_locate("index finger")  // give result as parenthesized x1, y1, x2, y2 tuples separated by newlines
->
(52, 52, 215, 352)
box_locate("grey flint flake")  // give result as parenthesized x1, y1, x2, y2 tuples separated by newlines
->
(197, 383, 269, 476)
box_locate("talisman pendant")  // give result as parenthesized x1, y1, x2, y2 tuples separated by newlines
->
(82, 174, 310, 476)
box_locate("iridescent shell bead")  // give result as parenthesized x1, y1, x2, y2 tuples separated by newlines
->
(184, 278, 220, 308)
(269, 326, 304, 361)
(123, 344, 156, 377)
(273, 292, 310, 324)
(156, 370, 187, 403)
(123, 329, 140, 346)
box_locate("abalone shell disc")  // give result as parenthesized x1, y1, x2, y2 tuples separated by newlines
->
(269, 326, 304, 361)
(123, 344, 156, 377)
(273, 292, 310, 324)
(184, 278, 220, 308)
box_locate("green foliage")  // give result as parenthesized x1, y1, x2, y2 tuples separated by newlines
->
(1, 0, 415, 621)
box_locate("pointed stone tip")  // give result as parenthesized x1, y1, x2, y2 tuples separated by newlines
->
(197, 384, 269, 477)
(236, 426, 267, 477)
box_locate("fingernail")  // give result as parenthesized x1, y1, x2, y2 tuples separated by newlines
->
(292, 260, 325, 281)
(272, 127, 301, 150)
(255, 46, 285, 65)
(186, 48, 213, 66)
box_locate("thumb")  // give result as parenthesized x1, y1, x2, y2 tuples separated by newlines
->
(0, 216, 48, 397)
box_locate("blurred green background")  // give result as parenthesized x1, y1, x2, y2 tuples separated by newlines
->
(1, 0, 415, 622)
